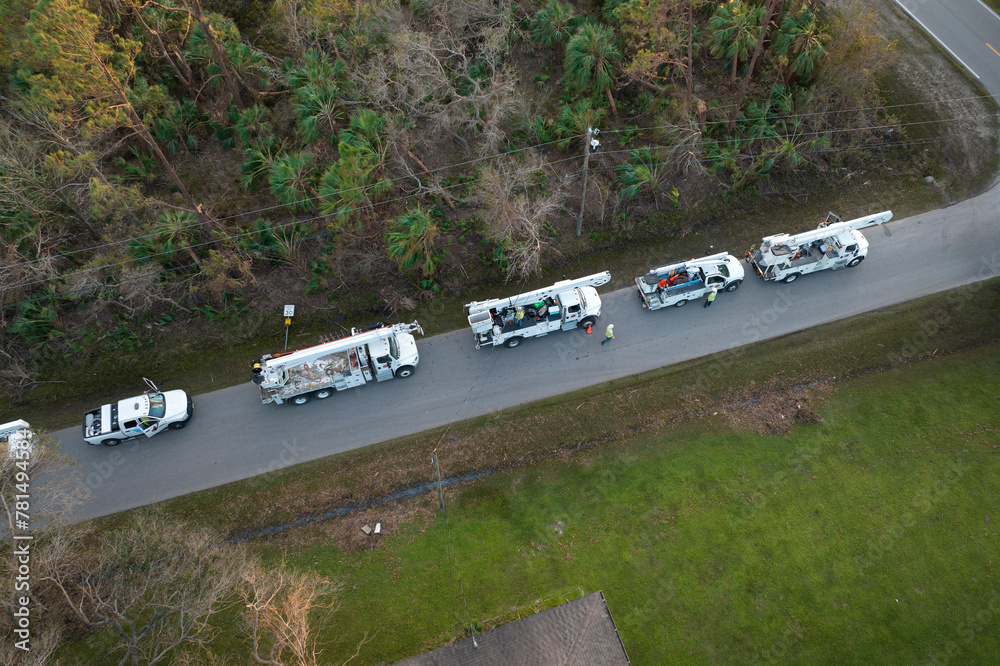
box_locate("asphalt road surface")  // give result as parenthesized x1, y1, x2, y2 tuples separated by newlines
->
(47, 184, 1000, 523)
(894, 0, 1000, 97)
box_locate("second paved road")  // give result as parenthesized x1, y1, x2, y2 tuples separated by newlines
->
(894, 0, 1000, 97)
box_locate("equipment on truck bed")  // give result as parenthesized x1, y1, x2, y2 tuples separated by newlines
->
(465, 272, 611, 348)
(250, 321, 423, 405)
(746, 210, 893, 283)
(635, 252, 744, 310)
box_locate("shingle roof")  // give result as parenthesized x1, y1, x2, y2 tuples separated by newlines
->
(395, 591, 630, 666)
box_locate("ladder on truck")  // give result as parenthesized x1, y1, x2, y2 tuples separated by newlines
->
(762, 211, 893, 247)
(465, 271, 611, 329)
(252, 321, 422, 382)
(646, 251, 730, 278)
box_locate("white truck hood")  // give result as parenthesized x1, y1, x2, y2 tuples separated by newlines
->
(397, 333, 419, 365)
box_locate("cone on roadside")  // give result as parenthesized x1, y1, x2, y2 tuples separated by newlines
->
(586, 323, 592, 334)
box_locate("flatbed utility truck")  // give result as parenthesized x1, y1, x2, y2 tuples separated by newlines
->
(82, 379, 193, 446)
(1, 420, 34, 458)
(635, 252, 744, 310)
(465, 272, 611, 349)
(746, 210, 893, 283)
(250, 321, 423, 405)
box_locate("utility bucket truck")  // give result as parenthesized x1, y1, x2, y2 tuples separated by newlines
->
(746, 210, 893, 283)
(635, 252, 744, 310)
(1, 420, 34, 459)
(82, 379, 193, 446)
(465, 272, 611, 349)
(250, 321, 423, 405)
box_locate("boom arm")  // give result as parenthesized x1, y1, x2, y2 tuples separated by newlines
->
(648, 251, 730, 276)
(465, 271, 611, 315)
(764, 211, 893, 247)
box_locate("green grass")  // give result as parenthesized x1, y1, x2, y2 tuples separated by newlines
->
(262, 346, 1000, 663)
(59, 278, 1000, 663)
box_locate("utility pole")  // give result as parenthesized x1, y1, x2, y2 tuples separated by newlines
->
(576, 127, 599, 237)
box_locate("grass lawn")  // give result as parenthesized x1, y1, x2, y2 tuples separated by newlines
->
(243, 345, 1000, 664)
(59, 279, 1000, 664)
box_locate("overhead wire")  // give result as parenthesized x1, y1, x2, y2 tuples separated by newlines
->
(7, 90, 994, 272)
(2, 106, 971, 297)
(0, 131, 956, 311)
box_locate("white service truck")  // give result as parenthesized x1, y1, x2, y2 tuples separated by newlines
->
(1, 420, 34, 459)
(635, 251, 744, 310)
(82, 379, 193, 446)
(250, 321, 423, 405)
(746, 210, 893, 283)
(465, 272, 611, 349)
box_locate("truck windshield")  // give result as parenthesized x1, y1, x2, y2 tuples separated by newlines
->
(148, 393, 166, 418)
(388, 336, 398, 359)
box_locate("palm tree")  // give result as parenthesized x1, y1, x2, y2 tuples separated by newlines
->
(317, 143, 391, 229)
(232, 104, 273, 145)
(293, 84, 346, 145)
(129, 210, 201, 266)
(706, 0, 764, 90)
(530, 1, 578, 46)
(564, 23, 622, 116)
(554, 98, 608, 151)
(267, 152, 318, 211)
(772, 7, 827, 83)
(385, 206, 440, 276)
(239, 135, 285, 192)
(613, 147, 677, 210)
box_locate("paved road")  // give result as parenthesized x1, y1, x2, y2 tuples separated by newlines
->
(38, 3, 1000, 523)
(50, 184, 1000, 523)
(894, 0, 1000, 97)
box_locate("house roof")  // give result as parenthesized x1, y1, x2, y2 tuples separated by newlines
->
(395, 591, 630, 666)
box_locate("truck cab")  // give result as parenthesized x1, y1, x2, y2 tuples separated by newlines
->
(83, 383, 193, 446)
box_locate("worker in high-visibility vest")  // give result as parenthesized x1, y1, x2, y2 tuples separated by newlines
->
(704, 287, 718, 308)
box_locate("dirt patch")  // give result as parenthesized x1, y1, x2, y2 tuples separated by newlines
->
(261, 493, 439, 554)
(721, 379, 830, 436)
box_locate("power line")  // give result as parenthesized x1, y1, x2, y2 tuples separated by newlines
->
(8, 90, 992, 273)
(0, 132, 955, 311)
(2, 105, 973, 297)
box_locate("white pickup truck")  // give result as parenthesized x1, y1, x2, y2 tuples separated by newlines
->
(82, 379, 193, 446)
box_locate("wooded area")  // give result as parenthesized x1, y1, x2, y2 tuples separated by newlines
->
(0, 0, 902, 398)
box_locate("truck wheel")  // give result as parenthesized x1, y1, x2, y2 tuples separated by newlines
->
(724, 280, 742, 293)
(504, 337, 523, 348)
(315, 389, 333, 399)
(292, 394, 310, 406)
(847, 256, 864, 268)
(395, 366, 415, 378)
(783, 273, 800, 284)
(104, 439, 121, 447)
(674, 299, 687, 308)
(168, 422, 186, 430)
(579, 317, 597, 329)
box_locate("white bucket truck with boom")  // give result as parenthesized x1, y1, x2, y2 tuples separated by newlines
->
(635, 251, 744, 310)
(746, 210, 893, 283)
(250, 321, 423, 405)
(1, 420, 34, 459)
(465, 272, 611, 349)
